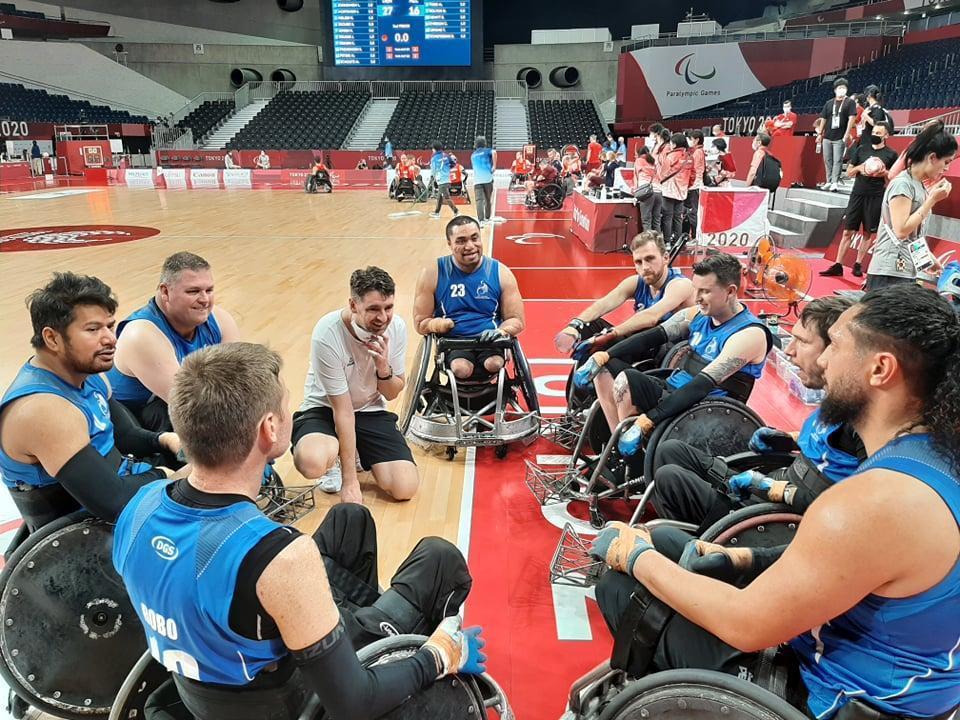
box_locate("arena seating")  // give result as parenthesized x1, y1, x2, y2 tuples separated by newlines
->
(675, 37, 960, 121)
(0, 2, 44, 19)
(176, 100, 234, 144)
(527, 98, 607, 149)
(0, 82, 149, 123)
(225, 90, 369, 150)
(382, 90, 494, 149)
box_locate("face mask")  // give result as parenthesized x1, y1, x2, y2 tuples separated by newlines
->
(871, 135, 884, 145)
(835, 87, 847, 98)
(783, 106, 791, 113)
(351, 318, 376, 342)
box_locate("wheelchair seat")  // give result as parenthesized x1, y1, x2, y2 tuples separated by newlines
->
(527, 182, 566, 211)
(111, 635, 513, 720)
(305, 171, 332, 194)
(398, 334, 540, 458)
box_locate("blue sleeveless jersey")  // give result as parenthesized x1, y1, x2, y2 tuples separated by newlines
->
(430, 151, 452, 184)
(0, 362, 113, 488)
(796, 409, 861, 483)
(666, 307, 768, 393)
(790, 434, 960, 719)
(107, 299, 222, 408)
(434, 256, 502, 338)
(634, 268, 683, 317)
(113, 481, 288, 686)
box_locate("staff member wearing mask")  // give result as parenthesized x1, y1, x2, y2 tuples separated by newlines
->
(814, 78, 857, 192)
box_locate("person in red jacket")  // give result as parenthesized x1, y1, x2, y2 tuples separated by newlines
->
(685, 129, 706, 237)
(585, 134, 603, 172)
(659, 133, 693, 244)
(709, 138, 737, 186)
(510, 152, 531, 186)
(767, 99, 798, 137)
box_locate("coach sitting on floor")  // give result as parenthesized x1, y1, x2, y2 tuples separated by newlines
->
(651, 295, 864, 536)
(589, 253, 771, 444)
(293, 267, 418, 505)
(0, 273, 176, 531)
(413, 215, 524, 379)
(114, 343, 484, 720)
(108, 251, 240, 434)
(590, 284, 960, 720)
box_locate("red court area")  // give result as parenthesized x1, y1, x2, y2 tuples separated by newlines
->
(463, 193, 851, 720)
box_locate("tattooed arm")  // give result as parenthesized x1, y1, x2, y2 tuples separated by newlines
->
(646, 326, 768, 426)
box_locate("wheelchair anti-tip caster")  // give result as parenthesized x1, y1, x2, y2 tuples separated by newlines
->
(446, 447, 457, 461)
(495, 445, 508, 459)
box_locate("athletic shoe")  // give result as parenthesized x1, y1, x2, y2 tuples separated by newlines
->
(819, 263, 843, 277)
(429, 212, 441, 218)
(852, 262, 863, 277)
(828, 183, 838, 192)
(318, 460, 343, 493)
(479, 219, 489, 227)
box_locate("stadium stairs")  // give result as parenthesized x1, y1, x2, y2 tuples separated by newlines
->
(201, 100, 268, 150)
(494, 98, 530, 148)
(769, 187, 850, 249)
(345, 98, 398, 151)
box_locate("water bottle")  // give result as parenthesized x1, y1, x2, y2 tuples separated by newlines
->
(815, 137, 822, 155)
(573, 356, 604, 388)
(601, 185, 607, 201)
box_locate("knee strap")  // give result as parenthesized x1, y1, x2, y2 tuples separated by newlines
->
(784, 454, 834, 499)
(369, 588, 432, 636)
(610, 584, 674, 676)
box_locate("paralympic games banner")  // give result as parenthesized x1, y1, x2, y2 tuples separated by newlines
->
(696, 187, 769, 248)
(617, 36, 890, 121)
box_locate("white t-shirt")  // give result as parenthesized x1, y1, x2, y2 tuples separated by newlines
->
(300, 310, 407, 413)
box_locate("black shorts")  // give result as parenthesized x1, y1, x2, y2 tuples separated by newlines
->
(844, 193, 883, 233)
(864, 273, 912, 291)
(436, 183, 451, 198)
(447, 348, 505, 373)
(291, 406, 415, 469)
(623, 369, 669, 414)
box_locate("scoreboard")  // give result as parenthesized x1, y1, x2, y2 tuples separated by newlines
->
(332, 0, 472, 67)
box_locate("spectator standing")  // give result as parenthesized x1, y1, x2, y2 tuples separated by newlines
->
(586, 134, 603, 172)
(859, 86, 895, 145)
(745, 132, 771, 187)
(711, 124, 725, 138)
(821, 122, 899, 278)
(633, 145, 659, 231)
(865, 121, 956, 290)
(768, 99, 797, 137)
(685, 130, 706, 235)
(471, 135, 496, 226)
(384, 137, 393, 163)
(710, 138, 736, 186)
(815, 77, 857, 191)
(30, 140, 42, 175)
(659, 133, 692, 244)
(616, 136, 627, 163)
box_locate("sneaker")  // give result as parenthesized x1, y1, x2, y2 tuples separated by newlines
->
(828, 183, 838, 192)
(819, 263, 843, 277)
(852, 262, 863, 277)
(318, 460, 343, 493)
(429, 212, 441, 218)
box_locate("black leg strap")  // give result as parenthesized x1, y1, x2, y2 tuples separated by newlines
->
(610, 585, 675, 676)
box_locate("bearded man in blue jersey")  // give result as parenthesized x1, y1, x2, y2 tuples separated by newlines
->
(413, 215, 525, 379)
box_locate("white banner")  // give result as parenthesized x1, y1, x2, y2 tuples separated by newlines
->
(629, 43, 766, 117)
(190, 168, 220, 188)
(162, 168, 187, 189)
(124, 169, 155, 188)
(696, 187, 769, 248)
(223, 168, 252, 188)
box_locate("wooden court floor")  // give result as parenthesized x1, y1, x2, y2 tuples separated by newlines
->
(0, 186, 476, 582)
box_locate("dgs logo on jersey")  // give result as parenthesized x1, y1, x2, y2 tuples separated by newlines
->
(151, 536, 179, 561)
(0, 225, 160, 252)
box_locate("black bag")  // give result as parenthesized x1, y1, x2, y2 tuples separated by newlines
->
(632, 182, 654, 202)
(753, 152, 782, 193)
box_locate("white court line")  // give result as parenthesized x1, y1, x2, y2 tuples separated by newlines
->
(510, 266, 631, 270)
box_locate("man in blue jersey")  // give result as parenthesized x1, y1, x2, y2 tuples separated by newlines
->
(108, 251, 240, 435)
(554, 231, 695, 430)
(0, 273, 177, 531)
(114, 343, 483, 720)
(471, 135, 496, 226)
(429, 142, 460, 219)
(586, 283, 960, 720)
(649, 295, 864, 533)
(586, 252, 772, 435)
(413, 215, 525, 380)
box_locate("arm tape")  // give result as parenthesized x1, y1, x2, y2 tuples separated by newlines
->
(292, 619, 436, 720)
(56, 445, 165, 522)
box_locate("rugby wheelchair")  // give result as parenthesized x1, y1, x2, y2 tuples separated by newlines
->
(391, 175, 428, 203)
(524, 180, 566, 211)
(449, 172, 471, 204)
(111, 633, 513, 720)
(398, 334, 540, 460)
(304, 170, 332, 194)
(0, 473, 318, 719)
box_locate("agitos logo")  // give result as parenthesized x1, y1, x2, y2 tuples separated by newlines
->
(0, 225, 160, 252)
(675, 53, 717, 85)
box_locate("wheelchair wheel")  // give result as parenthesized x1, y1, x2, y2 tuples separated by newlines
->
(0, 512, 146, 719)
(700, 502, 802, 549)
(398, 335, 433, 434)
(597, 669, 808, 720)
(660, 341, 690, 371)
(512, 340, 541, 416)
(537, 183, 565, 211)
(108, 651, 168, 720)
(642, 398, 764, 485)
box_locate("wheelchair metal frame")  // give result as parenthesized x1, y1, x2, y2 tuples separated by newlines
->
(399, 334, 541, 455)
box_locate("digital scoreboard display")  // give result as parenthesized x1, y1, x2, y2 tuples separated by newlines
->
(332, 0, 472, 67)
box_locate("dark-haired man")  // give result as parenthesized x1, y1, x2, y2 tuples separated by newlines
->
(649, 295, 864, 533)
(815, 77, 857, 192)
(0, 273, 175, 531)
(114, 343, 482, 720)
(821, 121, 898, 278)
(293, 266, 417, 505)
(108, 251, 240, 433)
(413, 215, 524, 380)
(589, 253, 771, 439)
(429, 143, 459, 219)
(588, 283, 960, 720)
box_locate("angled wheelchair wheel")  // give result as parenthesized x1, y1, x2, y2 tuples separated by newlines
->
(643, 398, 764, 486)
(537, 183, 565, 211)
(512, 340, 541, 416)
(0, 512, 147, 719)
(108, 651, 169, 720)
(700, 502, 802, 549)
(659, 341, 689, 371)
(597, 669, 808, 720)
(398, 335, 433, 434)
(314, 634, 513, 719)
